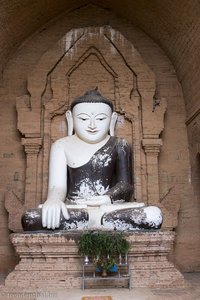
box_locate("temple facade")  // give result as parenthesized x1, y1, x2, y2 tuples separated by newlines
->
(0, 1, 200, 277)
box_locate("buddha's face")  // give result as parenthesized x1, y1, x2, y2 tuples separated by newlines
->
(72, 102, 113, 143)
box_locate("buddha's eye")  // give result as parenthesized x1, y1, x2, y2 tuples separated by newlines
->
(78, 117, 89, 121)
(77, 113, 90, 121)
(96, 117, 106, 121)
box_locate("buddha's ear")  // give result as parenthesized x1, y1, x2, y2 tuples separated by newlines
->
(109, 112, 118, 136)
(66, 110, 73, 136)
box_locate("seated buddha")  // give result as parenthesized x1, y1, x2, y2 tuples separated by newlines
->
(22, 89, 162, 231)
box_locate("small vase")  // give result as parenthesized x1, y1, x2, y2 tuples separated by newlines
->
(101, 268, 107, 277)
(118, 254, 122, 265)
(84, 255, 89, 265)
(125, 254, 128, 264)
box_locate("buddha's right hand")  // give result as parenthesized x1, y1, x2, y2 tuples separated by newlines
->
(42, 199, 70, 229)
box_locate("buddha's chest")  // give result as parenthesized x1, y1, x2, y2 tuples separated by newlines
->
(65, 144, 104, 168)
(64, 137, 111, 168)
(67, 150, 117, 198)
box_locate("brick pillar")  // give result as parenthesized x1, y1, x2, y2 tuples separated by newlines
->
(142, 139, 162, 205)
(22, 138, 42, 209)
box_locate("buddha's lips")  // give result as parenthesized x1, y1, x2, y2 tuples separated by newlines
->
(87, 130, 99, 134)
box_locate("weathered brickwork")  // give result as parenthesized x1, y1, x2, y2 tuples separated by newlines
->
(4, 232, 186, 289)
(0, 2, 200, 277)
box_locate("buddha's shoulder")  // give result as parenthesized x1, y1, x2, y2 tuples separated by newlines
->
(52, 136, 74, 148)
(114, 137, 131, 153)
(115, 137, 130, 147)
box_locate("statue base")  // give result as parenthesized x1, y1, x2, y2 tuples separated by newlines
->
(5, 231, 186, 289)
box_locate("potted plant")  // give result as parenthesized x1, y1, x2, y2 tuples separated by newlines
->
(78, 231, 130, 276)
(78, 231, 94, 264)
(94, 255, 116, 277)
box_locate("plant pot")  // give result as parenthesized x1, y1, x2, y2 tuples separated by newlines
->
(101, 268, 108, 277)
(109, 264, 117, 272)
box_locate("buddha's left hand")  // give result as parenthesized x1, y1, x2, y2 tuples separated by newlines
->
(76, 195, 111, 206)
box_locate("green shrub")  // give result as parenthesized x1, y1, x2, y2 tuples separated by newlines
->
(78, 231, 130, 270)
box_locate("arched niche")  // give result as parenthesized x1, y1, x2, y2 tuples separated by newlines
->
(7, 26, 168, 231)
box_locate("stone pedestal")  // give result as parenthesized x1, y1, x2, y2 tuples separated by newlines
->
(5, 231, 186, 289)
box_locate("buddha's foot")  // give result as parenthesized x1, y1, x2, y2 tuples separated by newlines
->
(101, 206, 163, 231)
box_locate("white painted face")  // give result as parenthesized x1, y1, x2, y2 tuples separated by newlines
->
(72, 102, 112, 143)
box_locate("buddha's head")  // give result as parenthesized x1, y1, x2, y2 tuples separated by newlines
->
(66, 89, 117, 143)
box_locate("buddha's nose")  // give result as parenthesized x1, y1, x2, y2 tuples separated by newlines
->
(88, 117, 96, 129)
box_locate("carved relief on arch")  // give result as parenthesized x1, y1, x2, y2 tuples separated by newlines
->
(7, 26, 167, 231)
(17, 26, 166, 138)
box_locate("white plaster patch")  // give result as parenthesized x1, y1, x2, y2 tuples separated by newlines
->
(103, 218, 140, 231)
(75, 178, 109, 199)
(99, 27, 104, 36)
(93, 151, 112, 167)
(63, 220, 87, 230)
(65, 30, 73, 51)
(108, 28, 125, 47)
(110, 28, 116, 42)
(119, 32, 125, 47)
(120, 138, 128, 147)
(64, 28, 84, 58)
(119, 138, 129, 155)
(25, 210, 41, 225)
(188, 171, 191, 184)
(143, 206, 163, 227)
(76, 178, 95, 198)
(131, 45, 136, 55)
(58, 121, 66, 134)
(130, 211, 144, 224)
(116, 115, 125, 128)
(110, 44, 117, 55)
(26, 211, 40, 219)
(93, 179, 109, 195)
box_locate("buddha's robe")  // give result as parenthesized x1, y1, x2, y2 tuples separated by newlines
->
(67, 136, 133, 203)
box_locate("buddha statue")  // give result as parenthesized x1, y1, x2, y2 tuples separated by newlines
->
(22, 89, 162, 231)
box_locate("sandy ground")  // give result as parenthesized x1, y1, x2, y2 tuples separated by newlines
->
(0, 272, 199, 300)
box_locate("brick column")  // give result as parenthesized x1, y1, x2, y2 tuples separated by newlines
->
(142, 138, 162, 205)
(22, 138, 42, 209)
